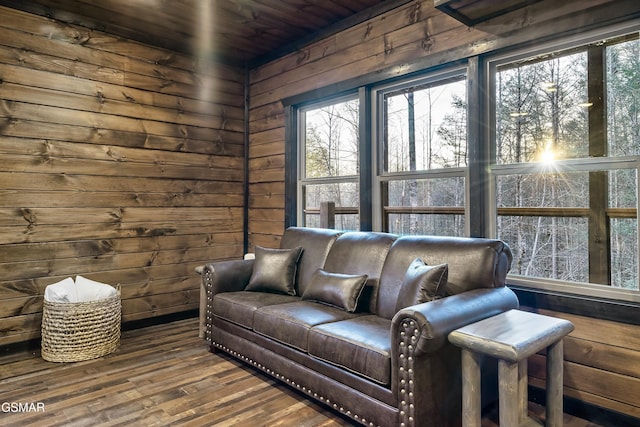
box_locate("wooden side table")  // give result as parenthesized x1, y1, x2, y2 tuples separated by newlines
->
(448, 309, 574, 427)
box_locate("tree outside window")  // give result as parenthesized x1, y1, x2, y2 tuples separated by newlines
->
(379, 76, 467, 236)
(301, 98, 360, 230)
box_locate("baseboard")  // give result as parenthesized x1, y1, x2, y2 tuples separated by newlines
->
(121, 309, 199, 332)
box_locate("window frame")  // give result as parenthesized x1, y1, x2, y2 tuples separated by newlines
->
(485, 23, 640, 303)
(371, 66, 470, 234)
(296, 92, 361, 228)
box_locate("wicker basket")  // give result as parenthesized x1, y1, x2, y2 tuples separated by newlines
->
(41, 288, 121, 363)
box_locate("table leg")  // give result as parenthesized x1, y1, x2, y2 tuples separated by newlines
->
(546, 340, 564, 427)
(518, 358, 528, 423)
(461, 349, 482, 427)
(499, 359, 519, 427)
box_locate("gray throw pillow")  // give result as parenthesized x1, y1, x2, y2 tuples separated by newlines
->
(302, 269, 368, 312)
(245, 246, 303, 295)
(395, 258, 448, 312)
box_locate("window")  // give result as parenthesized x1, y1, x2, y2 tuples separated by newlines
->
(491, 32, 640, 293)
(374, 72, 468, 236)
(299, 96, 360, 230)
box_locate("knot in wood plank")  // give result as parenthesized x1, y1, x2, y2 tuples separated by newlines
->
(20, 208, 37, 226)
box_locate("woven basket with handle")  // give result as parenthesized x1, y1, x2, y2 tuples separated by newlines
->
(41, 287, 121, 363)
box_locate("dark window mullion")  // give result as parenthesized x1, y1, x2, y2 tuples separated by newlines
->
(588, 46, 611, 285)
(358, 87, 373, 231)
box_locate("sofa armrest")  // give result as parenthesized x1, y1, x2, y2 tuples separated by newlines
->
(390, 286, 518, 426)
(392, 286, 519, 357)
(200, 259, 255, 295)
(197, 259, 254, 340)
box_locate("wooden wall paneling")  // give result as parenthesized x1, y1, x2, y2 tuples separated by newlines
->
(249, 168, 285, 185)
(529, 355, 640, 418)
(0, 8, 244, 105)
(0, 188, 244, 208)
(249, 3, 451, 107)
(249, 103, 286, 134)
(250, 0, 629, 109)
(0, 315, 42, 344)
(0, 76, 243, 131)
(250, 139, 285, 159)
(0, 6, 209, 88)
(0, 6, 245, 345)
(247, 233, 283, 252)
(0, 153, 242, 183)
(248, 209, 284, 223)
(249, 183, 285, 205)
(0, 4, 195, 73)
(521, 307, 640, 419)
(249, 1, 424, 86)
(248, 100, 288, 250)
(251, 127, 285, 147)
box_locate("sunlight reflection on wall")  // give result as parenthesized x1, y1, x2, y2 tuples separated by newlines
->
(195, 0, 217, 108)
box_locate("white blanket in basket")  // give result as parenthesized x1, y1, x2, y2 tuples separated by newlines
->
(44, 276, 117, 303)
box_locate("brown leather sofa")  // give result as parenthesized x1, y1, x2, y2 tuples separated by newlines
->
(200, 227, 518, 427)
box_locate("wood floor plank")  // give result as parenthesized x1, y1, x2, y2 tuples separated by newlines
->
(0, 317, 604, 427)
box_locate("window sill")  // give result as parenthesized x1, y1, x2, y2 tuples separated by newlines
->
(508, 283, 640, 326)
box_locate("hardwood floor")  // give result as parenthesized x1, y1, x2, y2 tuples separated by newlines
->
(0, 317, 603, 426)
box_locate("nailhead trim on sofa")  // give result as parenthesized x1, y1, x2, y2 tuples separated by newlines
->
(210, 340, 382, 427)
(204, 268, 214, 346)
(397, 318, 420, 427)
(204, 267, 382, 426)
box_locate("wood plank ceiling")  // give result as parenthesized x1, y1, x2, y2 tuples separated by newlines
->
(0, 0, 408, 66)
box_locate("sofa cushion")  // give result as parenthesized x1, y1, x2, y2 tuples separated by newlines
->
(280, 227, 342, 296)
(395, 259, 448, 312)
(308, 315, 392, 386)
(302, 269, 368, 312)
(377, 235, 513, 319)
(213, 291, 299, 329)
(322, 231, 397, 313)
(245, 246, 303, 295)
(253, 301, 361, 351)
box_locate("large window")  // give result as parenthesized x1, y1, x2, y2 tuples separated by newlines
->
(491, 32, 640, 293)
(298, 96, 360, 230)
(374, 72, 468, 236)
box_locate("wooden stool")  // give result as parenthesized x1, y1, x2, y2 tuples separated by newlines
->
(448, 309, 574, 427)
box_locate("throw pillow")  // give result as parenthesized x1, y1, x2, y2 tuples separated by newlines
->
(302, 269, 368, 312)
(395, 258, 448, 312)
(245, 246, 303, 295)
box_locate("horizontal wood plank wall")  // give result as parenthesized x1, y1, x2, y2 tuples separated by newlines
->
(0, 6, 245, 345)
(524, 307, 640, 420)
(247, 0, 640, 419)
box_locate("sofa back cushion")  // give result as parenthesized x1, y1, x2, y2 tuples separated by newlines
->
(322, 231, 397, 313)
(279, 227, 343, 296)
(377, 235, 513, 319)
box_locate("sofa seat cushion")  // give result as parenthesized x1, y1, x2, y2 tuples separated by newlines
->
(253, 301, 362, 352)
(213, 292, 299, 329)
(308, 315, 391, 386)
